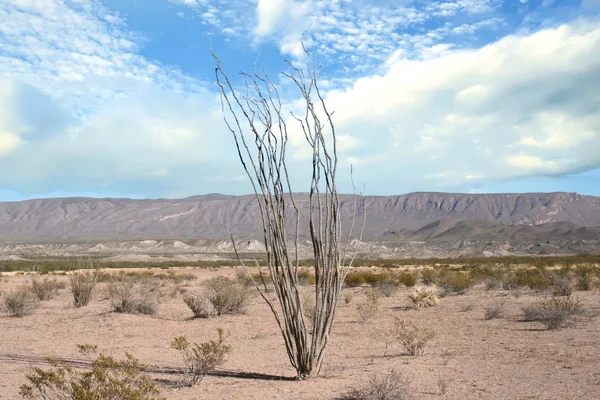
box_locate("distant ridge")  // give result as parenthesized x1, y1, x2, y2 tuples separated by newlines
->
(1, 192, 599, 245)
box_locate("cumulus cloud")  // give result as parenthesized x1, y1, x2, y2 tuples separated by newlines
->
(1, 0, 599, 198)
(320, 19, 600, 189)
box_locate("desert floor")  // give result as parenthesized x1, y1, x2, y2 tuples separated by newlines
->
(1, 267, 599, 399)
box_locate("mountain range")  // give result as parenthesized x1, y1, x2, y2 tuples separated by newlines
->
(1, 192, 599, 258)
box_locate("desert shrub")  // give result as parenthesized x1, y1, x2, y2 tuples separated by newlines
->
(302, 292, 316, 326)
(440, 272, 473, 295)
(298, 269, 316, 285)
(19, 345, 164, 400)
(184, 277, 251, 318)
(407, 287, 439, 308)
(338, 369, 412, 400)
(356, 288, 381, 322)
(398, 272, 417, 288)
(508, 268, 552, 292)
(106, 276, 162, 315)
(69, 270, 98, 307)
(235, 269, 272, 287)
(343, 292, 353, 305)
(393, 318, 434, 356)
(522, 296, 583, 330)
(363, 272, 390, 287)
(483, 301, 505, 320)
(344, 271, 366, 287)
(184, 294, 217, 318)
(171, 328, 231, 387)
(29, 276, 65, 300)
(203, 277, 252, 315)
(4, 287, 37, 317)
(550, 274, 575, 296)
(419, 268, 438, 285)
(379, 283, 397, 297)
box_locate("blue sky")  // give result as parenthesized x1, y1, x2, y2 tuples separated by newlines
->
(0, 0, 599, 201)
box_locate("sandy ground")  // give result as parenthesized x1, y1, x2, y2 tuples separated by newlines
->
(1, 268, 599, 399)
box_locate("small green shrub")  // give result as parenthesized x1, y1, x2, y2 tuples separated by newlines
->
(344, 271, 366, 287)
(522, 296, 583, 330)
(338, 369, 412, 400)
(440, 272, 473, 295)
(4, 287, 37, 317)
(398, 272, 417, 288)
(508, 268, 552, 292)
(419, 268, 438, 285)
(19, 345, 164, 400)
(171, 328, 231, 387)
(393, 318, 434, 356)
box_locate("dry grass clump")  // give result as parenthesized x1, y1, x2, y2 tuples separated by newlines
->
(522, 296, 583, 330)
(106, 276, 164, 315)
(3, 287, 37, 317)
(407, 287, 439, 307)
(393, 318, 434, 356)
(338, 369, 412, 400)
(171, 328, 231, 387)
(184, 277, 252, 318)
(29, 275, 65, 300)
(19, 345, 164, 400)
(356, 288, 382, 322)
(69, 269, 98, 307)
(483, 301, 505, 320)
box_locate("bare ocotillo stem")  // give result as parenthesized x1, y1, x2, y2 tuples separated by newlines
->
(212, 46, 365, 380)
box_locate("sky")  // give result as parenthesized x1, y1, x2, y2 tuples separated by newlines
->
(0, 0, 599, 201)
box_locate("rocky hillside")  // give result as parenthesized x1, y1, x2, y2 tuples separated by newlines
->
(0, 192, 599, 243)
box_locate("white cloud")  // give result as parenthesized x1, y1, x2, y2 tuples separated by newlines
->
(317, 19, 600, 188)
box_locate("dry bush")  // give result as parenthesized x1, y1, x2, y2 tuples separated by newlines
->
(19, 345, 164, 400)
(184, 277, 252, 318)
(343, 292, 353, 306)
(393, 318, 434, 356)
(397, 272, 417, 288)
(203, 277, 252, 315)
(184, 294, 216, 318)
(106, 276, 163, 315)
(356, 288, 381, 322)
(345, 271, 366, 287)
(379, 283, 397, 298)
(171, 328, 231, 387)
(508, 268, 552, 292)
(4, 287, 37, 317)
(69, 270, 98, 307)
(419, 268, 439, 285)
(338, 369, 412, 400)
(522, 296, 583, 330)
(440, 272, 473, 295)
(298, 269, 316, 285)
(550, 275, 575, 296)
(302, 292, 316, 327)
(29, 275, 65, 300)
(483, 301, 505, 320)
(407, 287, 439, 308)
